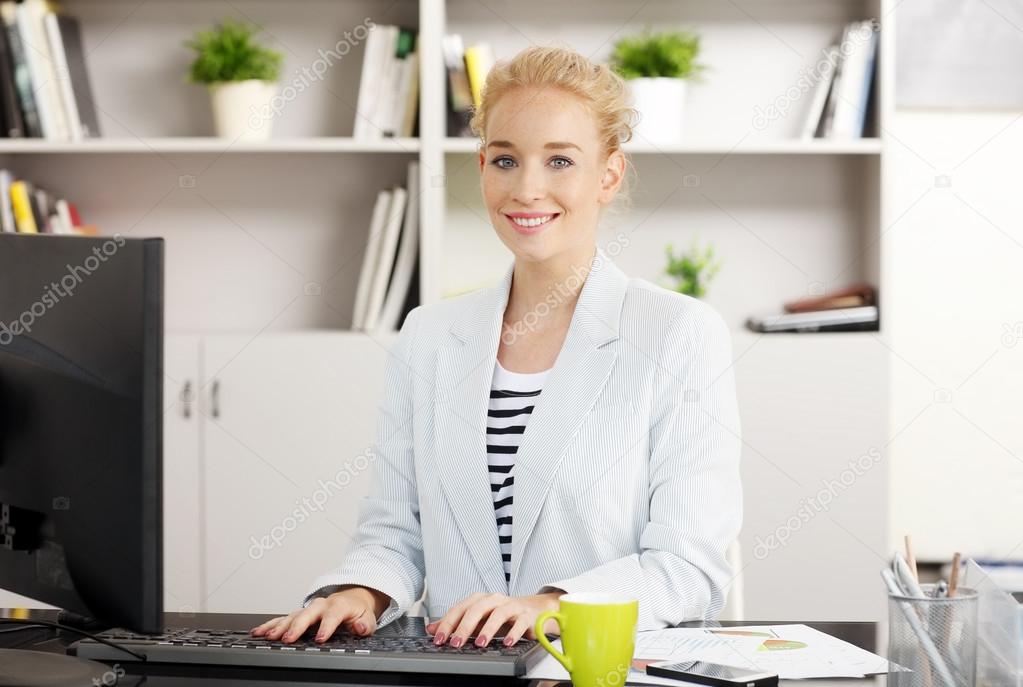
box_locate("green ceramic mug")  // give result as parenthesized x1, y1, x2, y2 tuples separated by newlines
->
(534, 593, 639, 687)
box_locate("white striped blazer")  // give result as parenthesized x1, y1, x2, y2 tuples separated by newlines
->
(304, 246, 743, 631)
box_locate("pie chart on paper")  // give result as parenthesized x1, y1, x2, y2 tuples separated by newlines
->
(759, 639, 808, 651)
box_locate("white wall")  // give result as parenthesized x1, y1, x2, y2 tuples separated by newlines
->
(885, 109, 1023, 562)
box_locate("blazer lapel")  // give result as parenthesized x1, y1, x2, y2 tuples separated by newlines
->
(433, 247, 629, 592)
(508, 249, 628, 586)
(433, 264, 514, 592)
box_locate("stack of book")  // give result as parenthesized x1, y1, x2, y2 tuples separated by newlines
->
(802, 20, 878, 140)
(0, 0, 99, 141)
(746, 284, 878, 333)
(352, 160, 420, 332)
(0, 168, 97, 234)
(442, 35, 494, 137)
(353, 25, 419, 139)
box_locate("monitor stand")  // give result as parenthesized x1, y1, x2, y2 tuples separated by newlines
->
(0, 649, 111, 687)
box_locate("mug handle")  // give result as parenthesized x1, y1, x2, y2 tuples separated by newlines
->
(534, 611, 571, 673)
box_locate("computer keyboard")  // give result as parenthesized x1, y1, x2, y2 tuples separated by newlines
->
(71, 616, 546, 677)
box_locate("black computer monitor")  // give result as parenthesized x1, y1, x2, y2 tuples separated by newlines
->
(0, 233, 163, 634)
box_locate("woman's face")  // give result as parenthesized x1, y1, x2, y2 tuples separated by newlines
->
(479, 86, 625, 265)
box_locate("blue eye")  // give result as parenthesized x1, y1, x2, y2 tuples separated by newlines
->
(489, 156, 574, 169)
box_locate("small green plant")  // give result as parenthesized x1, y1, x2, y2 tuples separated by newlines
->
(610, 29, 705, 80)
(665, 239, 721, 299)
(185, 19, 284, 84)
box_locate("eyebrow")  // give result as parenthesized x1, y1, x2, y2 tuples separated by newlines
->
(485, 140, 582, 152)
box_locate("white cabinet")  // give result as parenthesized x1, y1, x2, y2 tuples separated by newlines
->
(162, 332, 394, 615)
(162, 335, 203, 615)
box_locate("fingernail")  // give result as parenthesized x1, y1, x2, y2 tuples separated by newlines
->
(451, 636, 463, 648)
(283, 632, 293, 641)
(434, 632, 446, 645)
(315, 633, 325, 642)
(475, 635, 488, 647)
(503, 637, 515, 646)
(355, 622, 366, 634)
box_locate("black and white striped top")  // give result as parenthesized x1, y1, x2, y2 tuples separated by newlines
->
(487, 359, 552, 583)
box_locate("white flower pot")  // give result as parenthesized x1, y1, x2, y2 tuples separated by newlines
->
(628, 77, 688, 144)
(208, 79, 278, 141)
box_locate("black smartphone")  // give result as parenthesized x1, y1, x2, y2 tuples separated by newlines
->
(646, 660, 779, 687)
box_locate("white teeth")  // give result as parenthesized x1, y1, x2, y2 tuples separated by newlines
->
(511, 214, 554, 228)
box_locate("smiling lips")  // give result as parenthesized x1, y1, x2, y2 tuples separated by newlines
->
(505, 212, 560, 234)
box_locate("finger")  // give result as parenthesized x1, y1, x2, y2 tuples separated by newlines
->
(350, 606, 378, 636)
(263, 613, 299, 640)
(314, 604, 360, 643)
(432, 594, 482, 645)
(451, 595, 504, 648)
(501, 616, 532, 646)
(251, 616, 286, 636)
(475, 606, 516, 647)
(280, 599, 327, 643)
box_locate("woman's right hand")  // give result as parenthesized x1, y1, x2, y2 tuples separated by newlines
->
(250, 586, 391, 644)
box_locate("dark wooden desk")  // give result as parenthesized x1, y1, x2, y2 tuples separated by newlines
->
(1, 610, 881, 686)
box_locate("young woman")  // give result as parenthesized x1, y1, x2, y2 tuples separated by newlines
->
(253, 45, 742, 650)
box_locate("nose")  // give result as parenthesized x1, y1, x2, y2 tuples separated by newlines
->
(511, 161, 548, 205)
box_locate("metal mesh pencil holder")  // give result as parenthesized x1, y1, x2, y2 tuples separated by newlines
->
(888, 584, 979, 687)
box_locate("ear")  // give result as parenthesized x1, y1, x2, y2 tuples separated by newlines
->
(598, 149, 626, 205)
(479, 146, 486, 173)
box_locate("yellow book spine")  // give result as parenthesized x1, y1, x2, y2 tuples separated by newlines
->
(464, 45, 487, 110)
(10, 181, 37, 234)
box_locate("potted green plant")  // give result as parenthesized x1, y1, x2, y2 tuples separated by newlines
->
(185, 19, 284, 140)
(611, 29, 705, 143)
(664, 238, 721, 299)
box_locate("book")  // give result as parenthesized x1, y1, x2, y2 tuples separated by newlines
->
(10, 180, 37, 233)
(464, 42, 494, 110)
(818, 25, 849, 139)
(352, 190, 393, 328)
(384, 28, 416, 137)
(830, 20, 878, 138)
(16, 0, 69, 140)
(354, 25, 410, 139)
(0, 169, 14, 232)
(55, 198, 73, 233)
(362, 186, 407, 331)
(801, 45, 838, 140)
(746, 305, 879, 333)
(784, 283, 876, 313)
(44, 10, 82, 141)
(0, 18, 23, 137)
(376, 161, 419, 332)
(54, 13, 99, 138)
(393, 50, 418, 137)
(442, 34, 473, 137)
(1, 2, 42, 138)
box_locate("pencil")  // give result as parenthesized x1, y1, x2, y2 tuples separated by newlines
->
(948, 552, 961, 598)
(904, 534, 919, 582)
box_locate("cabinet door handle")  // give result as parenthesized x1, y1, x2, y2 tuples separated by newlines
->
(211, 380, 220, 419)
(180, 380, 194, 419)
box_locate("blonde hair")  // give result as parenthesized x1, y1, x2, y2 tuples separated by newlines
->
(469, 44, 638, 215)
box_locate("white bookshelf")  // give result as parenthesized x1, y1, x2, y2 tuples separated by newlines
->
(1, 0, 896, 622)
(0, 137, 421, 153)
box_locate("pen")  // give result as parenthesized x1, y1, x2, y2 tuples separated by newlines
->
(948, 553, 961, 598)
(881, 569, 958, 687)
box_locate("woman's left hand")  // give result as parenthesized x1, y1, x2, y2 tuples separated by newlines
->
(426, 591, 564, 648)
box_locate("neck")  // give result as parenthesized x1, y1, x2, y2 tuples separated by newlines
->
(504, 244, 597, 330)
